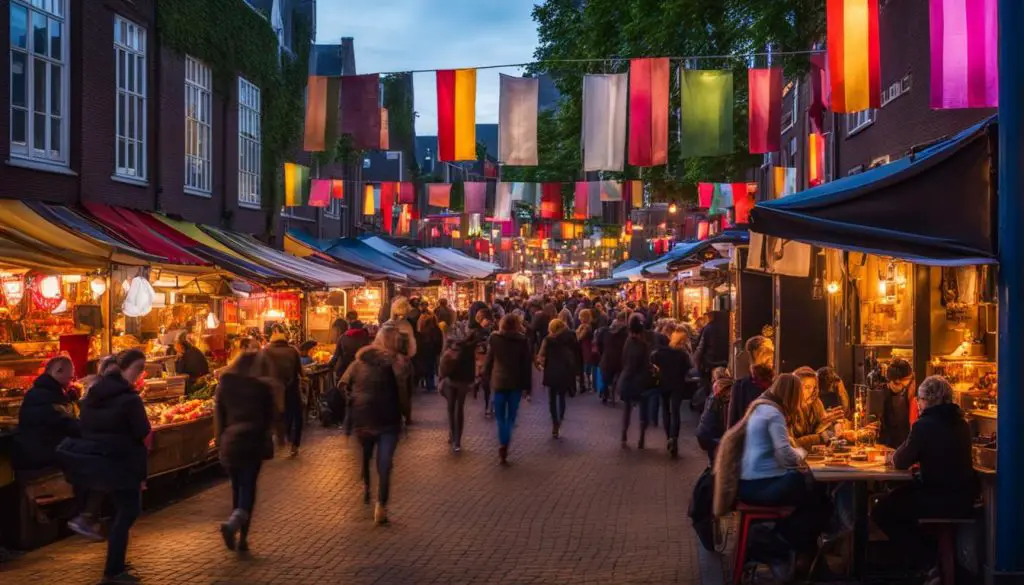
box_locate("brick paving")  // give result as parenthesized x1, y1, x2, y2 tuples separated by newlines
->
(0, 375, 725, 585)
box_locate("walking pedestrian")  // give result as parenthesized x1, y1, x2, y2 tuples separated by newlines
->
(57, 350, 150, 584)
(619, 316, 654, 449)
(471, 308, 495, 416)
(537, 319, 579, 439)
(484, 313, 532, 465)
(215, 351, 276, 552)
(414, 314, 443, 393)
(576, 309, 596, 393)
(651, 330, 695, 458)
(340, 323, 411, 525)
(438, 334, 476, 452)
(264, 329, 305, 456)
(379, 296, 418, 358)
(597, 312, 628, 405)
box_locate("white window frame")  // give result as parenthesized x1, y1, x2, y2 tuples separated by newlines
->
(238, 76, 262, 208)
(9, 0, 69, 166)
(325, 194, 342, 219)
(846, 110, 876, 137)
(781, 80, 797, 133)
(114, 15, 146, 181)
(184, 55, 212, 195)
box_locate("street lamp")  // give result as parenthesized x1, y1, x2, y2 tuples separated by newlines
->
(668, 202, 678, 214)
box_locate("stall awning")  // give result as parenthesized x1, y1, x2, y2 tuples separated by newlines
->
(202, 227, 364, 288)
(611, 259, 641, 277)
(83, 202, 210, 266)
(414, 248, 498, 280)
(26, 203, 162, 263)
(360, 236, 474, 282)
(583, 277, 628, 288)
(749, 117, 996, 266)
(664, 231, 749, 273)
(286, 231, 425, 283)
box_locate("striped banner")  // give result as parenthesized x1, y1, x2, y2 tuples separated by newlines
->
(827, 0, 881, 113)
(809, 133, 826, 187)
(284, 162, 310, 207)
(303, 76, 340, 152)
(628, 58, 670, 167)
(929, 0, 998, 109)
(437, 69, 477, 161)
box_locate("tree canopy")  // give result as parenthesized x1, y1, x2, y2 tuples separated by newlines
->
(506, 0, 825, 206)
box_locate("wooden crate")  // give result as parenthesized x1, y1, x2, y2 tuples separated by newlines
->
(148, 416, 216, 478)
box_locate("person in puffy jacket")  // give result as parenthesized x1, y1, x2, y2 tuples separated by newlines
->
(414, 314, 444, 393)
(484, 313, 532, 465)
(696, 368, 732, 463)
(650, 330, 694, 458)
(537, 319, 579, 439)
(438, 334, 476, 452)
(14, 356, 78, 473)
(264, 331, 304, 456)
(339, 323, 412, 526)
(215, 350, 277, 553)
(57, 350, 150, 583)
(618, 316, 654, 449)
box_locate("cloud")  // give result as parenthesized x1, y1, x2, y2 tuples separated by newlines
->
(316, 0, 539, 136)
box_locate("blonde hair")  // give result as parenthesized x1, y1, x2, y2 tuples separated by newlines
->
(766, 373, 802, 418)
(548, 318, 567, 336)
(669, 330, 689, 349)
(578, 309, 593, 324)
(375, 322, 403, 354)
(390, 296, 411, 319)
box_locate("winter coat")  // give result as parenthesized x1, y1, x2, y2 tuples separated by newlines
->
(791, 397, 832, 450)
(539, 329, 580, 390)
(617, 336, 653, 401)
(726, 370, 774, 428)
(340, 345, 412, 436)
(712, 398, 787, 518)
(264, 339, 303, 394)
(13, 374, 80, 471)
(693, 312, 730, 372)
(697, 390, 730, 460)
(378, 317, 417, 358)
(531, 312, 551, 349)
(434, 305, 455, 330)
(439, 341, 477, 384)
(215, 373, 275, 468)
(881, 388, 913, 449)
(414, 325, 444, 375)
(337, 328, 371, 380)
(650, 346, 694, 395)
(598, 323, 628, 376)
(484, 331, 533, 393)
(893, 402, 977, 515)
(175, 345, 210, 382)
(56, 373, 150, 491)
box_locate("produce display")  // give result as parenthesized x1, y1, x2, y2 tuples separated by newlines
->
(146, 398, 214, 427)
(309, 348, 333, 365)
(188, 375, 218, 400)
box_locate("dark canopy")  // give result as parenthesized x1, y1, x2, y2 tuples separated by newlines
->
(749, 117, 996, 266)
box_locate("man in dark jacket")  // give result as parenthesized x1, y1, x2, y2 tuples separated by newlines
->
(880, 358, 915, 449)
(13, 356, 78, 472)
(651, 332, 694, 457)
(597, 313, 628, 405)
(338, 321, 371, 377)
(727, 335, 775, 427)
(435, 298, 455, 331)
(537, 320, 579, 438)
(264, 332, 305, 456)
(872, 375, 977, 569)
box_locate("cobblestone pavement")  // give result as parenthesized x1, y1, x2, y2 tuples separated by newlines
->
(1, 376, 724, 585)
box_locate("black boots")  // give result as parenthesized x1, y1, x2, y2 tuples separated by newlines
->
(220, 509, 250, 551)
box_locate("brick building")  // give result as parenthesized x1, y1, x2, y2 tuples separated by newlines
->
(1, 0, 341, 242)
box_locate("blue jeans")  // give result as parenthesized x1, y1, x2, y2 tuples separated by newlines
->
(493, 390, 522, 447)
(361, 432, 398, 506)
(104, 487, 142, 577)
(228, 463, 262, 517)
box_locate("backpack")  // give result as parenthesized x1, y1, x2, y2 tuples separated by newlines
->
(688, 467, 719, 551)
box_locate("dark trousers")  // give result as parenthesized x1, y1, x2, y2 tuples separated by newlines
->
(443, 381, 470, 447)
(72, 483, 104, 519)
(738, 470, 826, 551)
(872, 484, 946, 566)
(423, 360, 438, 392)
(621, 394, 652, 441)
(284, 389, 303, 448)
(103, 487, 141, 577)
(228, 463, 262, 516)
(361, 433, 399, 506)
(548, 386, 568, 423)
(661, 391, 685, 441)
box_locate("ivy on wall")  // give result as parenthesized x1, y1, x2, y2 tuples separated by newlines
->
(157, 0, 310, 232)
(382, 73, 419, 180)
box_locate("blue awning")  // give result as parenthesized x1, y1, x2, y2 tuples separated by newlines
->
(750, 117, 996, 266)
(583, 277, 627, 288)
(288, 230, 431, 283)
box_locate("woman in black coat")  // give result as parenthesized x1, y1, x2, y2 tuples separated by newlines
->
(483, 313, 533, 465)
(537, 319, 579, 439)
(618, 316, 654, 449)
(57, 350, 150, 583)
(438, 335, 476, 452)
(650, 331, 695, 458)
(215, 351, 277, 552)
(598, 314, 629, 405)
(414, 314, 444, 393)
(339, 323, 411, 526)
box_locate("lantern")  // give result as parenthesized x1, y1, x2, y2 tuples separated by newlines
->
(206, 312, 220, 329)
(90, 277, 107, 299)
(121, 277, 155, 317)
(2, 277, 24, 305)
(39, 276, 62, 299)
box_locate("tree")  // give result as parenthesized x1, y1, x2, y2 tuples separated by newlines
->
(525, 0, 825, 205)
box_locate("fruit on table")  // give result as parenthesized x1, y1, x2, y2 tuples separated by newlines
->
(147, 398, 214, 425)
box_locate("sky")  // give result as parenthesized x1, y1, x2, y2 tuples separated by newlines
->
(316, 0, 540, 137)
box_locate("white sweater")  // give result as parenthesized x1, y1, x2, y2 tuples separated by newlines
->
(740, 403, 806, 480)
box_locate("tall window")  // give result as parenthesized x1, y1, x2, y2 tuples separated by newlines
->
(184, 56, 212, 193)
(238, 77, 261, 207)
(114, 16, 146, 179)
(9, 0, 68, 165)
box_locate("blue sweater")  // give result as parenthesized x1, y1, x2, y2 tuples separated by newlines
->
(740, 403, 805, 480)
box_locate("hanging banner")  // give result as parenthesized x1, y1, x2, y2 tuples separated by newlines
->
(599, 180, 622, 202)
(498, 74, 539, 166)
(437, 69, 478, 162)
(582, 73, 628, 171)
(628, 58, 670, 167)
(331, 179, 344, 200)
(428, 183, 452, 208)
(929, 0, 998, 109)
(809, 54, 830, 134)
(773, 167, 798, 198)
(380, 182, 396, 233)
(379, 107, 390, 150)
(341, 74, 382, 149)
(626, 180, 644, 209)
(284, 162, 310, 207)
(303, 76, 340, 152)
(511, 182, 539, 203)
(464, 181, 487, 214)
(540, 183, 563, 219)
(680, 70, 734, 157)
(809, 132, 826, 187)
(494, 182, 513, 221)
(308, 179, 331, 208)
(733, 185, 756, 225)
(827, 0, 881, 113)
(363, 184, 376, 215)
(748, 68, 783, 154)
(588, 181, 602, 218)
(398, 181, 415, 204)
(573, 182, 592, 220)
(698, 182, 715, 208)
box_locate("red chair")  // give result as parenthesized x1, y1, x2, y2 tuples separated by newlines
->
(732, 503, 795, 585)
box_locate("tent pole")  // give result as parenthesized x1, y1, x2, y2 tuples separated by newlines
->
(997, 0, 1024, 577)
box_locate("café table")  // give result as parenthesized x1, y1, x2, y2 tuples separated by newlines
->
(808, 458, 914, 579)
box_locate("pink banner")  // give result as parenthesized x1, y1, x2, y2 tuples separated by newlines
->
(930, 0, 998, 109)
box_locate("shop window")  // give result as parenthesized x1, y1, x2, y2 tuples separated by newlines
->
(114, 15, 147, 180)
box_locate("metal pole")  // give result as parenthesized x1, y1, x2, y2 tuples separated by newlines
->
(997, 0, 1024, 576)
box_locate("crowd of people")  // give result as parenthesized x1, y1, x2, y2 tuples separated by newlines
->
(6, 288, 980, 584)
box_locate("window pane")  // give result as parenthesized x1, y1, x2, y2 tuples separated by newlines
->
(32, 12, 47, 56)
(33, 58, 46, 111)
(11, 52, 27, 108)
(136, 57, 144, 93)
(126, 53, 135, 90)
(33, 113, 46, 150)
(126, 140, 135, 171)
(11, 109, 27, 144)
(10, 4, 28, 48)
(49, 63, 60, 115)
(117, 140, 126, 168)
(49, 116, 60, 157)
(49, 19, 61, 59)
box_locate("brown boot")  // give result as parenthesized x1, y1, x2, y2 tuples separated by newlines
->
(498, 445, 508, 465)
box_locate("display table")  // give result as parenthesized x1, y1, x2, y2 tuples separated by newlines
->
(148, 416, 216, 478)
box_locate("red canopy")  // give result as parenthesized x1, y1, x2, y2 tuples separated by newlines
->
(82, 202, 209, 266)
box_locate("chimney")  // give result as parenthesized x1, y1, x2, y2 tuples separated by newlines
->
(340, 37, 356, 75)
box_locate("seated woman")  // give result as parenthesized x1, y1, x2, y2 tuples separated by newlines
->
(816, 367, 852, 418)
(880, 359, 916, 449)
(872, 376, 977, 572)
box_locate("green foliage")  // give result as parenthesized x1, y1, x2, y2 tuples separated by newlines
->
(157, 0, 311, 226)
(528, 0, 825, 204)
